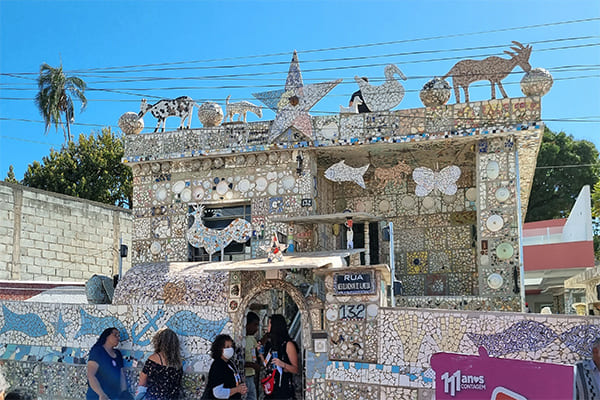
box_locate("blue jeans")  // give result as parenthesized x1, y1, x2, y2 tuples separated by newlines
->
(246, 376, 257, 400)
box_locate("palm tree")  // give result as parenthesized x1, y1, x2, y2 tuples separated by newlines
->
(35, 63, 87, 143)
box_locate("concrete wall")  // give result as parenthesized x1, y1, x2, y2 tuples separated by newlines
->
(0, 182, 133, 282)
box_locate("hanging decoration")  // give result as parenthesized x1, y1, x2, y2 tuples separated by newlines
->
(260, 233, 287, 263)
(253, 50, 342, 142)
(412, 165, 461, 196)
(324, 160, 370, 189)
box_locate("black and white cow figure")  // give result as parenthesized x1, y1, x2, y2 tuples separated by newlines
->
(138, 96, 195, 132)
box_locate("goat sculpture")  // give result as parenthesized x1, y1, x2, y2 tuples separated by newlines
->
(225, 95, 262, 123)
(442, 41, 532, 103)
(186, 204, 252, 260)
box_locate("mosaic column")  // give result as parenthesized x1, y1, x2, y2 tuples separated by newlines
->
(476, 135, 522, 311)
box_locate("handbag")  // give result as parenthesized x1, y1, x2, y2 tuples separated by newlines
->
(261, 370, 277, 395)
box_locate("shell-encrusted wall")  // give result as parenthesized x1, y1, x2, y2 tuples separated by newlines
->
(130, 151, 315, 264)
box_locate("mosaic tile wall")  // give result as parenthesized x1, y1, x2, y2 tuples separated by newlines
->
(0, 300, 229, 399)
(130, 151, 316, 265)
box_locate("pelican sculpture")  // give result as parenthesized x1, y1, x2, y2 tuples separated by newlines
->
(354, 64, 407, 112)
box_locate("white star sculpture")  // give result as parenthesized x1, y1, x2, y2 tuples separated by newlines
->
(253, 50, 342, 142)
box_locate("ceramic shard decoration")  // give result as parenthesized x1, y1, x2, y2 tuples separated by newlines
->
(324, 160, 370, 189)
(520, 67, 553, 97)
(259, 233, 287, 262)
(224, 95, 263, 123)
(118, 112, 144, 135)
(419, 77, 452, 107)
(139, 96, 196, 132)
(197, 102, 224, 127)
(354, 64, 407, 112)
(412, 165, 461, 196)
(442, 41, 532, 103)
(186, 204, 252, 257)
(253, 51, 342, 142)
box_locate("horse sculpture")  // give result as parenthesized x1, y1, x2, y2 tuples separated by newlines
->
(186, 204, 252, 260)
(442, 41, 532, 103)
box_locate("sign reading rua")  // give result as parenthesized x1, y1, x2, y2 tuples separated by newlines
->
(333, 271, 375, 295)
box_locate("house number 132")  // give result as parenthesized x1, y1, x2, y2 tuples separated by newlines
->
(339, 304, 366, 320)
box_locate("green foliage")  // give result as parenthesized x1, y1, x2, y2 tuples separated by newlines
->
(525, 126, 600, 222)
(35, 63, 87, 143)
(22, 128, 132, 208)
(4, 165, 18, 183)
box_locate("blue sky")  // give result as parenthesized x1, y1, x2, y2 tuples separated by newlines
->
(1, 0, 599, 180)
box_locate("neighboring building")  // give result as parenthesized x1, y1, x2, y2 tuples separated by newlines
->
(0, 181, 133, 286)
(523, 186, 595, 313)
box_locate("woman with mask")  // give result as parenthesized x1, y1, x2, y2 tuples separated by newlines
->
(203, 334, 247, 399)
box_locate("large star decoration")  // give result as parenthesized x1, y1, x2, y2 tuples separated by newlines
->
(253, 50, 342, 142)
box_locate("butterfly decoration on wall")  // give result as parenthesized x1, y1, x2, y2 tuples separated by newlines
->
(412, 165, 461, 196)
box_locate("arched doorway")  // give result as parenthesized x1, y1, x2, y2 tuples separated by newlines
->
(233, 279, 312, 399)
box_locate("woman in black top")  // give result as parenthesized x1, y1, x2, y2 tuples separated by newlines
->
(137, 328, 183, 400)
(262, 315, 299, 400)
(204, 334, 247, 399)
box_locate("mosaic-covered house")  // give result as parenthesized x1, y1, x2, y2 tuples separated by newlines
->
(1, 46, 594, 399)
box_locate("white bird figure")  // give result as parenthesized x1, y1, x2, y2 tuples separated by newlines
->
(354, 64, 407, 112)
(324, 160, 370, 189)
(339, 97, 362, 114)
(412, 165, 461, 196)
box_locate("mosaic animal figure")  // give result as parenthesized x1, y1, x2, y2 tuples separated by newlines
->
(373, 161, 412, 189)
(0, 305, 48, 337)
(412, 165, 461, 196)
(74, 309, 129, 340)
(165, 310, 228, 340)
(138, 96, 195, 132)
(324, 160, 369, 189)
(354, 64, 407, 112)
(442, 41, 532, 103)
(339, 97, 362, 114)
(225, 95, 263, 123)
(186, 204, 252, 258)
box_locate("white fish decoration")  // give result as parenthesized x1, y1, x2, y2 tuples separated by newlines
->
(412, 165, 461, 196)
(324, 160, 369, 189)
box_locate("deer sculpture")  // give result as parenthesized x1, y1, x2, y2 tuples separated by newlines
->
(442, 41, 532, 103)
(186, 204, 252, 261)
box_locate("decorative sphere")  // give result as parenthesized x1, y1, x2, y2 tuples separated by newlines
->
(520, 68, 553, 97)
(419, 77, 451, 107)
(197, 102, 224, 127)
(118, 112, 144, 135)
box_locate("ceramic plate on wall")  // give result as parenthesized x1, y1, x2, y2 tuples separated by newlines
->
(466, 187, 477, 202)
(150, 241, 161, 255)
(238, 179, 250, 192)
(156, 187, 168, 202)
(268, 182, 278, 196)
(486, 160, 500, 180)
(282, 176, 295, 190)
(181, 188, 192, 202)
(495, 242, 514, 260)
(193, 187, 204, 200)
(422, 196, 435, 209)
(216, 181, 229, 195)
(255, 177, 268, 191)
(172, 180, 186, 194)
(495, 187, 510, 202)
(401, 195, 415, 208)
(486, 215, 504, 232)
(487, 273, 503, 289)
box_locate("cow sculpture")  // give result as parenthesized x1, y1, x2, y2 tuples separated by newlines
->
(442, 41, 532, 103)
(139, 96, 196, 132)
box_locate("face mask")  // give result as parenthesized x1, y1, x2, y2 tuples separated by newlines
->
(223, 347, 234, 360)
